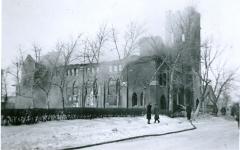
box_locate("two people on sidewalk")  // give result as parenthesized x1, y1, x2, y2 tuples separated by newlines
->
(146, 103, 160, 124)
(146, 103, 192, 124)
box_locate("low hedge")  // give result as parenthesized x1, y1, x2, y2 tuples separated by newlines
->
(1, 108, 146, 126)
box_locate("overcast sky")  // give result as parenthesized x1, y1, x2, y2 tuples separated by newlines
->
(2, 0, 240, 98)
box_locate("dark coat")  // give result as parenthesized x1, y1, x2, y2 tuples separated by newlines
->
(146, 104, 152, 119)
(186, 106, 192, 120)
(154, 106, 160, 120)
(186, 106, 192, 114)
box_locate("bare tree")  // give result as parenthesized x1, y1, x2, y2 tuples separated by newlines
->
(193, 39, 238, 117)
(1, 69, 9, 102)
(209, 66, 236, 115)
(77, 24, 109, 65)
(32, 44, 42, 63)
(110, 22, 145, 108)
(53, 35, 81, 109)
(7, 48, 25, 97)
(111, 22, 145, 60)
(80, 24, 108, 107)
(33, 51, 62, 109)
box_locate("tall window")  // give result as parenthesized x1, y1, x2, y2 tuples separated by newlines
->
(163, 73, 166, 85)
(72, 81, 78, 102)
(68, 70, 71, 76)
(132, 92, 137, 107)
(107, 78, 117, 106)
(74, 68, 77, 76)
(159, 74, 162, 85)
(159, 73, 167, 86)
(140, 92, 143, 106)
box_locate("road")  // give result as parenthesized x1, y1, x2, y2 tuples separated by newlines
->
(85, 117, 239, 150)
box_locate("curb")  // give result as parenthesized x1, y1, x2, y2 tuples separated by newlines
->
(61, 121, 197, 150)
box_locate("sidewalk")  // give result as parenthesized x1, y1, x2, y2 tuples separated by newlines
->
(2, 115, 194, 150)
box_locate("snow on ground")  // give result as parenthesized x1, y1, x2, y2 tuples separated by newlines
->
(1, 115, 192, 150)
(86, 116, 239, 150)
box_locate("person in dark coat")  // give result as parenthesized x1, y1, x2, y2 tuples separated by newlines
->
(154, 104, 160, 123)
(186, 105, 192, 120)
(146, 103, 152, 124)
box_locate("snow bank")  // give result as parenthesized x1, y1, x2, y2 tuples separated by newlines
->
(1, 115, 192, 150)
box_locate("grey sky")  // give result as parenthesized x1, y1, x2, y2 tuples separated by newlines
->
(2, 0, 239, 66)
(2, 0, 240, 98)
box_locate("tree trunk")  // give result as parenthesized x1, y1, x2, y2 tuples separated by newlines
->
(46, 94, 49, 109)
(212, 103, 218, 116)
(103, 83, 106, 108)
(194, 99, 202, 118)
(169, 71, 174, 112)
(82, 84, 85, 108)
(60, 88, 65, 109)
(95, 95, 98, 108)
(83, 91, 87, 107)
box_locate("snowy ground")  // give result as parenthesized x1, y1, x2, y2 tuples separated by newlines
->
(86, 116, 239, 150)
(1, 115, 192, 150)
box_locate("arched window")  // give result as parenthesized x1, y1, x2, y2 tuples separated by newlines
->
(108, 78, 118, 95)
(93, 79, 98, 98)
(116, 78, 120, 94)
(72, 81, 78, 102)
(107, 78, 117, 106)
(140, 92, 143, 106)
(158, 73, 167, 86)
(132, 92, 137, 107)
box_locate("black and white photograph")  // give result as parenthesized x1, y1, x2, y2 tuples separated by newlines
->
(1, 0, 239, 149)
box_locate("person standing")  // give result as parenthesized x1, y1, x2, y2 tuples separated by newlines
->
(154, 104, 160, 123)
(146, 103, 152, 124)
(186, 105, 192, 120)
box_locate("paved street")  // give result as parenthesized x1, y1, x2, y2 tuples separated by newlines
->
(86, 117, 239, 150)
